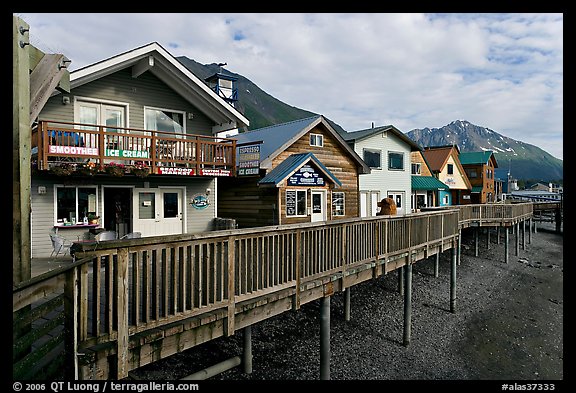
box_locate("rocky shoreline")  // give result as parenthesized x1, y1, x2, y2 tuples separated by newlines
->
(129, 222, 563, 384)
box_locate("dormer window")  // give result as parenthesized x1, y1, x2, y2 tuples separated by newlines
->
(310, 133, 324, 147)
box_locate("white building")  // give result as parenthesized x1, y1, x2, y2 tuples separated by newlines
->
(341, 125, 421, 216)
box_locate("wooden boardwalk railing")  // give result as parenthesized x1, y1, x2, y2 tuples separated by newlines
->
(13, 203, 533, 380)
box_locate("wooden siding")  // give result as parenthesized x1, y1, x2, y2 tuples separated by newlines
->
(272, 125, 360, 221)
(463, 162, 496, 203)
(410, 151, 433, 176)
(352, 131, 413, 212)
(39, 68, 214, 135)
(217, 176, 277, 228)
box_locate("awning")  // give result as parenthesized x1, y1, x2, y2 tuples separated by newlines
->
(411, 175, 449, 191)
(471, 186, 483, 193)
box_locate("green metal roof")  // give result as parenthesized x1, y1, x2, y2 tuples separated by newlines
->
(459, 151, 498, 167)
(411, 176, 449, 191)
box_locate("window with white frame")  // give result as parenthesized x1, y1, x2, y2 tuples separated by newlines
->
(309, 133, 324, 147)
(286, 189, 307, 217)
(55, 185, 97, 224)
(332, 192, 345, 216)
(363, 148, 382, 169)
(411, 163, 421, 175)
(388, 152, 404, 170)
(144, 107, 186, 136)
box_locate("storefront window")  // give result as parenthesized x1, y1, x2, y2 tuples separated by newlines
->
(55, 186, 97, 224)
(332, 192, 345, 216)
(286, 190, 307, 217)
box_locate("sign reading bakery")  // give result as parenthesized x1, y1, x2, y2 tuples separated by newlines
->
(288, 164, 325, 186)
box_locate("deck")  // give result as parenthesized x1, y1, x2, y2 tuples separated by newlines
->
(13, 203, 535, 380)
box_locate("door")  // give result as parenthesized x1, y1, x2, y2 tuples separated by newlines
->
(311, 190, 326, 222)
(77, 101, 126, 150)
(132, 188, 183, 236)
(387, 192, 405, 215)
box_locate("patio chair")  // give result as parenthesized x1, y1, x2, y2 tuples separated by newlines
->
(93, 230, 117, 250)
(49, 233, 72, 258)
(120, 232, 141, 240)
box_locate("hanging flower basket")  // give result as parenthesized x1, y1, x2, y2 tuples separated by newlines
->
(50, 163, 74, 176)
(129, 161, 151, 178)
(131, 167, 150, 178)
(105, 162, 126, 177)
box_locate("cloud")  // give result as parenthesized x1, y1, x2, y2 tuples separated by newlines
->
(16, 12, 563, 159)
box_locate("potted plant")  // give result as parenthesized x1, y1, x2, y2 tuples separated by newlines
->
(105, 162, 126, 177)
(130, 161, 151, 178)
(87, 213, 100, 225)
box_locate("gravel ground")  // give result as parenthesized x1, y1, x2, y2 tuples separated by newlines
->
(129, 221, 563, 384)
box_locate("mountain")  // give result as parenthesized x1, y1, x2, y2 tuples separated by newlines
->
(177, 56, 347, 134)
(406, 120, 563, 182)
(176, 57, 562, 182)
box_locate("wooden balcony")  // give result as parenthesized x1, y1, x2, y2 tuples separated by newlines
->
(32, 120, 237, 177)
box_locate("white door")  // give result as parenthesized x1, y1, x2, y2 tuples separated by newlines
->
(360, 192, 368, 218)
(132, 188, 183, 236)
(311, 190, 326, 222)
(370, 192, 380, 216)
(77, 101, 126, 150)
(387, 192, 405, 215)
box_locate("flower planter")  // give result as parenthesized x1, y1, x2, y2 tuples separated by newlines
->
(131, 168, 150, 178)
(105, 166, 125, 177)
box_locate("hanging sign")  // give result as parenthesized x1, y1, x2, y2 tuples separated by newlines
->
(288, 164, 325, 186)
(191, 194, 209, 209)
(238, 144, 260, 176)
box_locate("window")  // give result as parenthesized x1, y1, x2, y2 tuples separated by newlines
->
(286, 190, 307, 217)
(447, 164, 454, 175)
(363, 149, 381, 169)
(443, 195, 449, 204)
(332, 192, 345, 216)
(467, 169, 477, 178)
(55, 186, 97, 224)
(309, 133, 324, 147)
(388, 152, 404, 170)
(145, 107, 185, 135)
(411, 163, 421, 175)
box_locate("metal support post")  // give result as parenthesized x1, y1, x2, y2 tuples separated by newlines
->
(344, 287, 351, 322)
(320, 296, 331, 380)
(403, 263, 412, 347)
(475, 227, 479, 257)
(243, 326, 252, 374)
(450, 246, 457, 313)
(434, 252, 440, 278)
(505, 226, 509, 264)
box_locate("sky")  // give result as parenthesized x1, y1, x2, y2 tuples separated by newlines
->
(15, 13, 563, 160)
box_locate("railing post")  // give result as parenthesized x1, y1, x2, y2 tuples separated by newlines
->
(64, 266, 79, 379)
(116, 248, 130, 379)
(226, 236, 236, 336)
(293, 230, 301, 310)
(98, 126, 105, 169)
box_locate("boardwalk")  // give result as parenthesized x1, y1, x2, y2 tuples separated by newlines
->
(130, 221, 563, 380)
(13, 203, 542, 380)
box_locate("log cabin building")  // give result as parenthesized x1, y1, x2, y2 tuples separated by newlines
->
(218, 116, 370, 228)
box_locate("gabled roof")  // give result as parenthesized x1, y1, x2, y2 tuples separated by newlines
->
(411, 175, 449, 191)
(64, 42, 249, 132)
(459, 151, 499, 168)
(259, 152, 342, 187)
(422, 145, 472, 189)
(340, 125, 421, 151)
(233, 115, 370, 173)
(421, 146, 459, 172)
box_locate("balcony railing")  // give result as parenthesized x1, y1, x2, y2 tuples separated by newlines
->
(32, 120, 237, 176)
